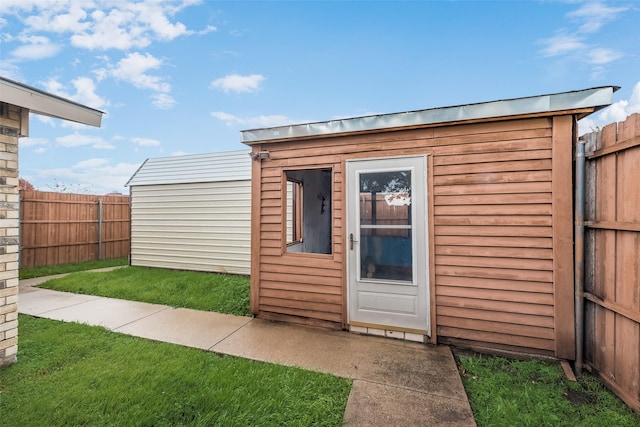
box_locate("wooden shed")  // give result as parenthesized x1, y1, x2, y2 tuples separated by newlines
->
(126, 150, 251, 275)
(241, 86, 617, 359)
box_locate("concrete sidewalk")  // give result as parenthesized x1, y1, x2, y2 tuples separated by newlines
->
(18, 276, 476, 426)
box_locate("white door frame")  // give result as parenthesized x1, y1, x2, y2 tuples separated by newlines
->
(346, 155, 429, 334)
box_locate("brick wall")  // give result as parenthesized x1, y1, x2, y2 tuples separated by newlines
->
(0, 103, 21, 367)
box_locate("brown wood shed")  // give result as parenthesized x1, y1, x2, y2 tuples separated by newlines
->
(241, 86, 617, 359)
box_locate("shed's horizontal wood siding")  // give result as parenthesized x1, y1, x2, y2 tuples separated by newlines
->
(254, 117, 568, 355)
(130, 180, 251, 275)
(432, 119, 555, 355)
(255, 160, 344, 327)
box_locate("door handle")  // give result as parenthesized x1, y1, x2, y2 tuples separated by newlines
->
(349, 233, 358, 250)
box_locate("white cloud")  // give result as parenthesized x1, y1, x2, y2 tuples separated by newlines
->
(23, 3, 91, 33)
(211, 111, 296, 128)
(127, 1, 188, 41)
(538, 33, 586, 57)
(132, 137, 161, 146)
(195, 25, 217, 36)
(11, 35, 61, 60)
(20, 137, 49, 147)
(171, 151, 190, 156)
(88, 162, 141, 192)
(590, 66, 606, 81)
(599, 82, 640, 122)
(92, 139, 115, 149)
(37, 160, 142, 194)
(210, 74, 265, 93)
(0, 60, 21, 81)
(34, 147, 47, 154)
(56, 133, 96, 147)
(537, 2, 629, 80)
(109, 52, 170, 92)
(38, 168, 82, 179)
(56, 132, 113, 149)
(567, 1, 629, 34)
(151, 93, 177, 109)
(2, 1, 206, 109)
(210, 111, 238, 124)
(70, 76, 107, 109)
(578, 81, 640, 135)
(40, 76, 107, 109)
(3, 0, 208, 52)
(73, 158, 110, 169)
(7, 1, 202, 51)
(587, 48, 623, 65)
(71, 7, 148, 50)
(41, 77, 66, 95)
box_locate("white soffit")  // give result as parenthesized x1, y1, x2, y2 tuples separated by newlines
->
(241, 86, 619, 143)
(0, 76, 103, 127)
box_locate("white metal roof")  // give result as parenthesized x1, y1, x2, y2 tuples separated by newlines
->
(0, 76, 104, 127)
(126, 150, 252, 187)
(241, 86, 618, 143)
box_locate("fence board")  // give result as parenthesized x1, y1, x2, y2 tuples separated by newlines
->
(583, 113, 640, 413)
(19, 190, 130, 268)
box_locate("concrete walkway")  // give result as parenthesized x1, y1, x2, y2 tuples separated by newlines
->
(18, 275, 476, 426)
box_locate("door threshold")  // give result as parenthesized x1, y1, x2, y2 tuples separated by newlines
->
(349, 324, 426, 343)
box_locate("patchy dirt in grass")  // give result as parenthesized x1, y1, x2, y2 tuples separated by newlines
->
(565, 388, 595, 406)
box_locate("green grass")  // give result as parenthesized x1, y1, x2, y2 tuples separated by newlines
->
(0, 315, 351, 427)
(19, 257, 129, 279)
(457, 351, 640, 427)
(38, 266, 251, 317)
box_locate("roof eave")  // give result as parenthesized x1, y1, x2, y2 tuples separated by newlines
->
(241, 86, 619, 144)
(0, 76, 104, 127)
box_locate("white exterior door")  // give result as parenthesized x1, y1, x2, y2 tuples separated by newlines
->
(346, 156, 429, 333)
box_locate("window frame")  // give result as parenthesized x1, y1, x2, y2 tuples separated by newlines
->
(282, 167, 333, 255)
(286, 178, 304, 246)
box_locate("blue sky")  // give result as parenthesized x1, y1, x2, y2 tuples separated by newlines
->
(1, 0, 639, 194)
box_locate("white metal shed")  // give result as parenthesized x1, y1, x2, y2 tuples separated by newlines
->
(126, 150, 251, 275)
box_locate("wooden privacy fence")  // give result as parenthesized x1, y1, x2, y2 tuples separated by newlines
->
(583, 113, 640, 412)
(19, 191, 130, 268)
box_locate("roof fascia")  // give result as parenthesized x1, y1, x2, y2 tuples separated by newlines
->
(0, 77, 103, 127)
(241, 86, 618, 144)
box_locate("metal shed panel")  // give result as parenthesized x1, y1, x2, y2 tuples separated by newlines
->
(126, 150, 251, 187)
(130, 180, 251, 275)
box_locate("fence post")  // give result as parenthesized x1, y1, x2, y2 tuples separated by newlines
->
(98, 199, 103, 260)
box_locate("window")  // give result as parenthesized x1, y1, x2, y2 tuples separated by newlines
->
(285, 169, 332, 254)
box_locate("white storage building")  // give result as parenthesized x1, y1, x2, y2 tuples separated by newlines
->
(126, 150, 251, 275)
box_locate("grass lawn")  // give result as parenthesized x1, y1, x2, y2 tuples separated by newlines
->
(38, 266, 251, 317)
(0, 315, 351, 427)
(456, 351, 640, 427)
(19, 257, 129, 279)
(25, 262, 640, 425)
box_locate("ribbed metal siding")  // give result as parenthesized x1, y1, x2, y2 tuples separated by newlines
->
(127, 150, 251, 187)
(130, 180, 251, 275)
